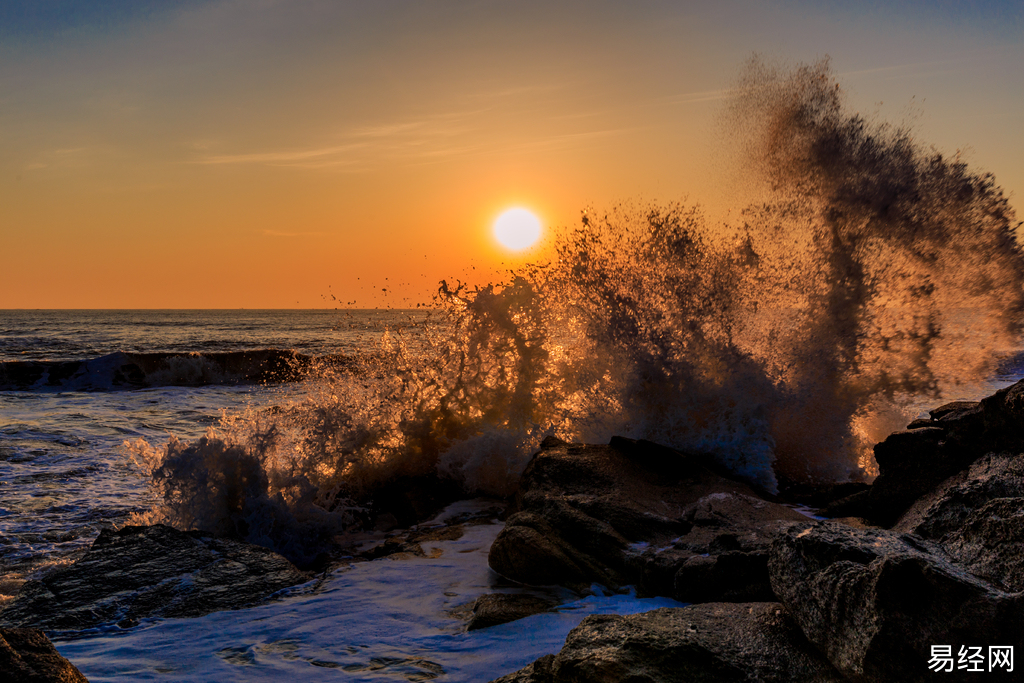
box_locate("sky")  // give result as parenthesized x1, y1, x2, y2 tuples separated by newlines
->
(2, 0, 1022, 309)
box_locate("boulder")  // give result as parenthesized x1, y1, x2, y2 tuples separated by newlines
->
(769, 521, 1024, 681)
(891, 452, 1024, 591)
(0, 525, 309, 632)
(0, 627, 89, 682)
(941, 497, 1024, 592)
(864, 379, 1024, 525)
(466, 593, 556, 631)
(490, 603, 843, 683)
(893, 452, 1024, 539)
(489, 437, 805, 601)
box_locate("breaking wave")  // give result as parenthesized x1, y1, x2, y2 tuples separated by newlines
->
(0, 350, 351, 391)
(128, 57, 1024, 562)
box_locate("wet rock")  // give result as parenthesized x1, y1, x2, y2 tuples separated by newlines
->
(769, 521, 1024, 682)
(490, 654, 555, 683)
(0, 627, 89, 682)
(894, 452, 1024, 538)
(466, 593, 556, 631)
(360, 523, 467, 561)
(865, 380, 1024, 525)
(490, 603, 843, 683)
(0, 525, 309, 632)
(489, 437, 805, 601)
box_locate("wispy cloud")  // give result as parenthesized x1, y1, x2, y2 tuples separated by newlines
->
(661, 88, 731, 105)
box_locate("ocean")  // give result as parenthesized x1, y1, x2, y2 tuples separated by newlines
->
(0, 309, 688, 681)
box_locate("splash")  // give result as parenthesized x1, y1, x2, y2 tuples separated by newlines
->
(131, 58, 1024, 559)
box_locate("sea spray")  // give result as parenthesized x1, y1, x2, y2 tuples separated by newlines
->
(129, 58, 1024, 560)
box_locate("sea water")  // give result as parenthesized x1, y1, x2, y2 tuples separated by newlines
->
(0, 309, 432, 595)
(1, 307, 1020, 681)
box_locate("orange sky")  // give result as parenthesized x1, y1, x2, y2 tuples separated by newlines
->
(2, 1, 1022, 308)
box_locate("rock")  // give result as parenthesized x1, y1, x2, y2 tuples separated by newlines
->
(865, 380, 1024, 525)
(941, 497, 1024, 592)
(894, 452, 1024, 538)
(490, 604, 843, 683)
(489, 437, 805, 601)
(0, 525, 309, 632)
(769, 521, 1024, 681)
(891, 452, 1024, 591)
(490, 654, 555, 683)
(0, 627, 89, 682)
(365, 475, 465, 530)
(360, 523, 467, 560)
(466, 593, 556, 631)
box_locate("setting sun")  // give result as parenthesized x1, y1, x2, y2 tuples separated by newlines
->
(493, 208, 542, 251)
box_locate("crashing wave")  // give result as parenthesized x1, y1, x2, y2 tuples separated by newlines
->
(128, 57, 1024, 561)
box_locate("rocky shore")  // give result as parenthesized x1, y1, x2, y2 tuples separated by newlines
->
(5, 381, 1024, 681)
(489, 380, 1024, 682)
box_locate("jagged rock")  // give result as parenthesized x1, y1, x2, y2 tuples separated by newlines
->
(769, 521, 1024, 682)
(489, 437, 805, 601)
(466, 593, 556, 630)
(490, 603, 843, 683)
(941, 497, 1024, 591)
(0, 627, 89, 682)
(0, 525, 309, 632)
(894, 452, 1024, 538)
(865, 380, 1024, 525)
(891, 452, 1024, 592)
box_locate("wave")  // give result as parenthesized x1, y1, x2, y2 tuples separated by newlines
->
(128, 57, 1024, 563)
(0, 350, 351, 391)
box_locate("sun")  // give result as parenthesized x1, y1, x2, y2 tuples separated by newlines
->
(493, 208, 542, 251)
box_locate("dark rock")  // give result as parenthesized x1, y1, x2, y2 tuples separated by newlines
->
(466, 593, 555, 631)
(867, 427, 960, 525)
(488, 438, 805, 601)
(941, 497, 1024, 592)
(490, 654, 555, 683)
(366, 475, 465, 530)
(893, 452, 1024, 539)
(361, 523, 468, 560)
(0, 525, 309, 632)
(0, 627, 89, 682)
(929, 400, 982, 421)
(490, 603, 843, 683)
(776, 479, 871, 509)
(865, 379, 1024, 525)
(890, 453, 1024, 590)
(769, 521, 1024, 682)
(820, 489, 872, 519)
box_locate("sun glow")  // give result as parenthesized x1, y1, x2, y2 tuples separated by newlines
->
(493, 208, 542, 251)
